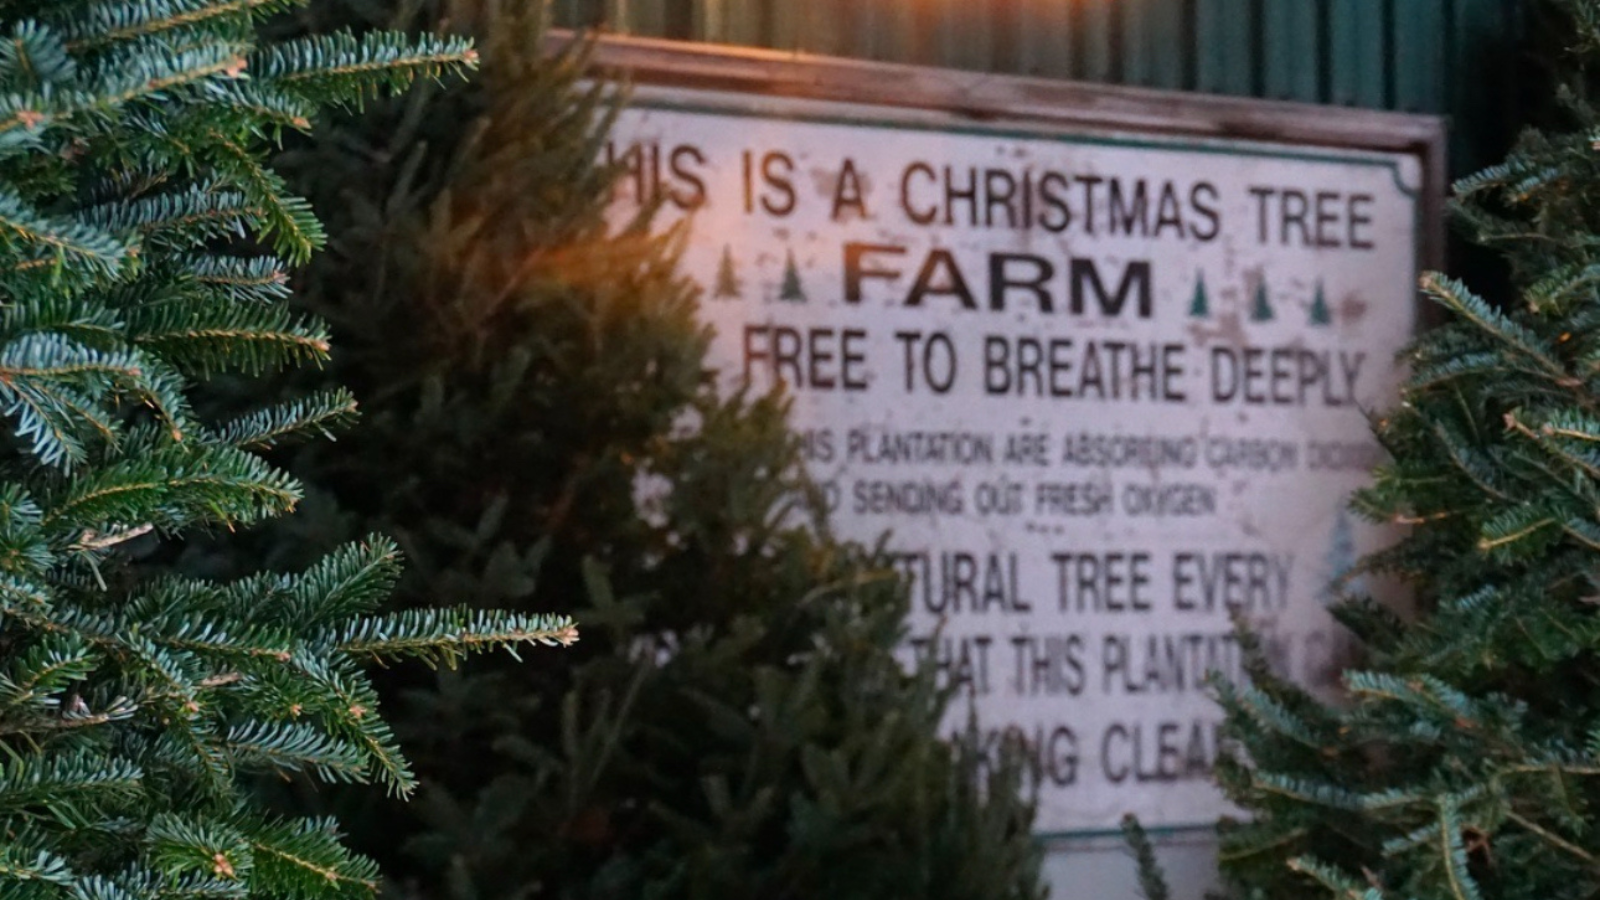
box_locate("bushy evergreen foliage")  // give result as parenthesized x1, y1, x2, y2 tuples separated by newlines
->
(0, 2, 573, 896)
(1214, 2, 1600, 897)
(211, 1, 1047, 897)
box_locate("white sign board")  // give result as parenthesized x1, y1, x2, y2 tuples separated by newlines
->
(604, 71, 1426, 835)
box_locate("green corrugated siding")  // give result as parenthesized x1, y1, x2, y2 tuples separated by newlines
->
(1196, 0, 1255, 95)
(560, 0, 1521, 172)
(1329, 0, 1385, 108)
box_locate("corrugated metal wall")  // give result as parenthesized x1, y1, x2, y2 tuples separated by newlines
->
(551, 0, 1525, 173)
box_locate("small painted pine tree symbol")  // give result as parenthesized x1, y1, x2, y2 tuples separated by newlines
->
(713, 245, 742, 299)
(779, 249, 807, 303)
(1309, 280, 1332, 326)
(1251, 278, 1274, 322)
(1189, 271, 1209, 318)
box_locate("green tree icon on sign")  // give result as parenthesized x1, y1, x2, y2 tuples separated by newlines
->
(1310, 280, 1332, 326)
(1189, 271, 1209, 318)
(1251, 278, 1274, 322)
(779, 249, 808, 303)
(714, 244, 742, 299)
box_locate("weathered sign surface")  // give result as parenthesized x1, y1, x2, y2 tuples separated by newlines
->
(604, 68, 1428, 834)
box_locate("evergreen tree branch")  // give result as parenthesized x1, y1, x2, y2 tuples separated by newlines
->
(328, 607, 578, 666)
(253, 30, 476, 102)
(0, 191, 132, 279)
(1504, 809, 1596, 865)
(59, 0, 297, 51)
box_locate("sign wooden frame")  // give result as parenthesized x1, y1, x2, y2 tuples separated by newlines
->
(565, 30, 1448, 840)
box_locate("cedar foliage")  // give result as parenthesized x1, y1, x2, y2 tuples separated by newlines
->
(214, 1, 1048, 897)
(0, 2, 573, 898)
(1214, 2, 1600, 898)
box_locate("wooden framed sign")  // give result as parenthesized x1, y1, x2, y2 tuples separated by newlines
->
(585, 33, 1446, 837)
